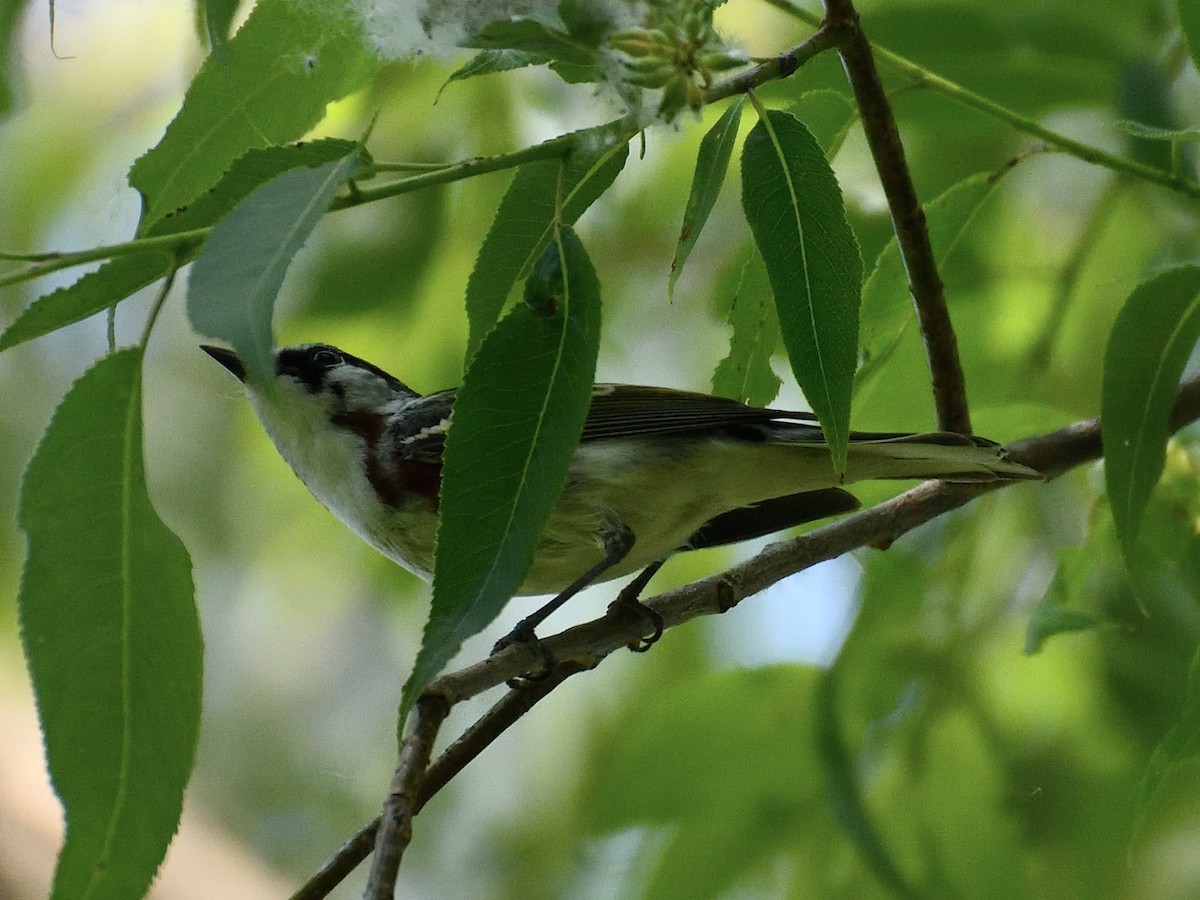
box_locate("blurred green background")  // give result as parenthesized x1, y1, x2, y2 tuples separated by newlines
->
(2, 0, 1199, 897)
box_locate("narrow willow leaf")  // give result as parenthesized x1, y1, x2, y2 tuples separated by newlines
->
(187, 150, 359, 385)
(0, 142, 357, 355)
(19, 348, 201, 900)
(0, 253, 174, 351)
(129, 0, 376, 231)
(669, 96, 745, 298)
(0, 0, 22, 115)
(441, 49, 550, 95)
(741, 109, 862, 472)
(815, 672, 920, 900)
(1135, 638, 1200, 847)
(1024, 546, 1103, 654)
(711, 246, 782, 407)
(1102, 264, 1200, 552)
(855, 172, 1003, 400)
(146, 138, 362, 237)
(464, 122, 628, 359)
(606, 667, 823, 898)
(1179, 0, 1200, 78)
(587, 667, 823, 830)
(788, 89, 857, 158)
(201, 0, 242, 60)
(402, 226, 602, 727)
(464, 18, 599, 68)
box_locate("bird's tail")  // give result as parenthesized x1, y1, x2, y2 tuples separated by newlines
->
(842, 431, 1040, 483)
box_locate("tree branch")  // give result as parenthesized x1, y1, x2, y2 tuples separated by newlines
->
(761, 0, 1200, 201)
(703, 21, 846, 104)
(822, 0, 971, 434)
(363, 694, 449, 900)
(304, 374, 1200, 897)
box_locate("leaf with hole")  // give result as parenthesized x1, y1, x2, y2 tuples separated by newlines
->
(464, 122, 627, 360)
(711, 245, 782, 407)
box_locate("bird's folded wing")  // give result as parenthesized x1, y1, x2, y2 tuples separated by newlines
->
(581, 384, 820, 441)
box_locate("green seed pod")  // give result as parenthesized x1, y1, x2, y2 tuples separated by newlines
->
(608, 30, 663, 57)
(658, 74, 690, 117)
(624, 63, 677, 89)
(699, 48, 749, 71)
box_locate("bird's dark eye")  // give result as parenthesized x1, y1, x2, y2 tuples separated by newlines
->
(310, 348, 343, 369)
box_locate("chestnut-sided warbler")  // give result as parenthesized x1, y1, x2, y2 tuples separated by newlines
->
(203, 343, 1039, 643)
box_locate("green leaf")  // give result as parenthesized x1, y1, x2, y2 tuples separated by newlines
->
(187, 149, 359, 385)
(855, 172, 1004, 400)
(1136, 638, 1200, 845)
(669, 96, 744, 298)
(1024, 546, 1103, 655)
(129, 0, 376, 231)
(711, 246, 782, 407)
(788, 89, 857, 158)
(741, 109, 862, 472)
(0, 0, 25, 115)
(146, 138, 363, 237)
(588, 666, 823, 828)
(0, 141, 349, 354)
(18, 348, 200, 900)
(1178, 0, 1200, 87)
(464, 122, 628, 360)
(0, 253, 176, 352)
(1117, 120, 1200, 142)
(465, 17, 600, 69)
(440, 49, 550, 96)
(586, 666, 827, 898)
(1101, 264, 1200, 552)
(815, 671, 920, 900)
(403, 225, 602, 727)
(200, 0, 242, 60)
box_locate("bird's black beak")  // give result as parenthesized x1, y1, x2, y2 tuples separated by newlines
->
(201, 345, 247, 382)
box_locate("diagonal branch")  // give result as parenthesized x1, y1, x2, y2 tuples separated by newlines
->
(821, 0, 971, 434)
(363, 694, 449, 900)
(302, 374, 1200, 898)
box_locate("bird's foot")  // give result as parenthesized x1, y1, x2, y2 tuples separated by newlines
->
(493, 621, 556, 688)
(607, 590, 663, 653)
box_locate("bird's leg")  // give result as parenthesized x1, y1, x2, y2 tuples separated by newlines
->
(606, 559, 666, 652)
(494, 525, 635, 681)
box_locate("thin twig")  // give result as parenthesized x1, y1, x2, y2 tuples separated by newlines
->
(0, 125, 634, 293)
(703, 21, 846, 104)
(363, 694, 450, 900)
(291, 826, 380, 900)
(417, 659, 595, 808)
(1028, 178, 1126, 369)
(330, 121, 635, 212)
(294, 662, 594, 900)
(0, 229, 207, 290)
(822, 0, 971, 434)
(760, 0, 1200, 201)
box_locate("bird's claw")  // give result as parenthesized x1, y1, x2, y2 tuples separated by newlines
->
(608, 592, 663, 653)
(494, 622, 556, 688)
